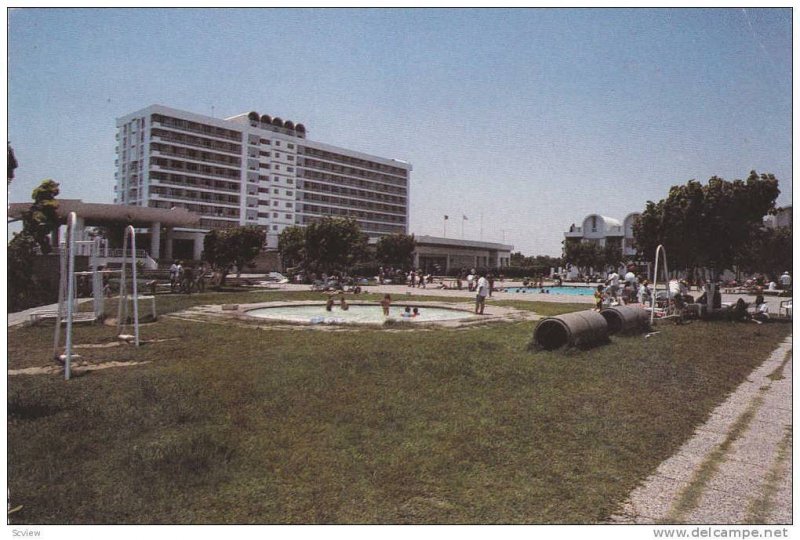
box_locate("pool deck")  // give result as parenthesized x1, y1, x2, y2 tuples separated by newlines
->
(272, 282, 789, 313)
(168, 298, 539, 329)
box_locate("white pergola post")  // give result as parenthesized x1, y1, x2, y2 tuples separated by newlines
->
(150, 221, 161, 260)
(193, 232, 204, 261)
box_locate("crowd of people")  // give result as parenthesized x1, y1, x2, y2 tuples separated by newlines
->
(166, 260, 209, 294)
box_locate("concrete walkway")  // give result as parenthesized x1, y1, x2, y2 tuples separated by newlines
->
(612, 335, 792, 524)
(7, 299, 93, 328)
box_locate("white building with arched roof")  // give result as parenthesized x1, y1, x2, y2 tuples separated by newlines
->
(562, 212, 642, 279)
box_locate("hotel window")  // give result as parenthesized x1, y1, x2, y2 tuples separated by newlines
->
(272, 225, 278, 231)
(275, 141, 281, 146)
(285, 214, 292, 219)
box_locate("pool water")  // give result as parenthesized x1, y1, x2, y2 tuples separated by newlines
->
(502, 286, 595, 296)
(247, 304, 474, 324)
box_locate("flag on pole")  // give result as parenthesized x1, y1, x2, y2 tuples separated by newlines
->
(463, 215, 468, 220)
(444, 215, 448, 220)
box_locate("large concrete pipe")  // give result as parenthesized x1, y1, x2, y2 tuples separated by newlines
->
(532, 310, 609, 350)
(599, 306, 650, 336)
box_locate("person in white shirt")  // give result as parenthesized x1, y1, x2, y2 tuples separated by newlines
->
(637, 280, 652, 305)
(475, 273, 489, 314)
(624, 267, 638, 303)
(606, 271, 620, 300)
(780, 271, 791, 290)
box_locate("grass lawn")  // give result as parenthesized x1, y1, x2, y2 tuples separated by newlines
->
(7, 291, 791, 524)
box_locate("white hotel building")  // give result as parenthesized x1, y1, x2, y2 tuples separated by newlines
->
(115, 105, 411, 260)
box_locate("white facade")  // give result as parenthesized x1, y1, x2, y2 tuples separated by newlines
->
(564, 213, 640, 257)
(763, 205, 792, 230)
(562, 213, 641, 278)
(115, 105, 411, 251)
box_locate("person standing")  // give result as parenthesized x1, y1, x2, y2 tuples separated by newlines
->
(624, 266, 638, 303)
(606, 269, 620, 300)
(780, 271, 791, 290)
(169, 260, 180, 292)
(475, 273, 489, 314)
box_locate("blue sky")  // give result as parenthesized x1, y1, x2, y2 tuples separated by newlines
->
(7, 7, 792, 256)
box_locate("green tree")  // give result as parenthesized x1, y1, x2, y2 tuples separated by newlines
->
(633, 171, 780, 278)
(602, 239, 623, 270)
(303, 217, 368, 274)
(21, 179, 60, 254)
(202, 226, 266, 287)
(8, 232, 40, 311)
(376, 233, 416, 269)
(563, 240, 604, 276)
(735, 226, 792, 279)
(277, 225, 306, 270)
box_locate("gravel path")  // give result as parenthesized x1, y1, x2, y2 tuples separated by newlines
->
(612, 335, 792, 524)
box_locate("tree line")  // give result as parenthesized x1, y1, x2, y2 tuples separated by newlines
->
(562, 171, 790, 281)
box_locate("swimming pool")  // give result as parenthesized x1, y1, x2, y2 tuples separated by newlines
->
(502, 286, 596, 296)
(246, 304, 475, 324)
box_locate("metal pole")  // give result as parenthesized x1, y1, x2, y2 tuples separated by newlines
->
(64, 213, 77, 380)
(117, 227, 128, 334)
(650, 244, 668, 326)
(53, 239, 67, 360)
(129, 226, 140, 347)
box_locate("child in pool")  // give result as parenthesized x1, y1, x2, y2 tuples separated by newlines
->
(412, 307, 420, 317)
(340, 293, 349, 311)
(380, 294, 392, 316)
(325, 296, 335, 311)
(402, 306, 412, 318)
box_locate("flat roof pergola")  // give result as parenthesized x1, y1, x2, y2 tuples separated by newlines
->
(8, 199, 200, 228)
(9, 199, 202, 260)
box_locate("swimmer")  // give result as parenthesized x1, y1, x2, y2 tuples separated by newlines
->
(325, 296, 335, 311)
(380, 294, 392, 316)
(412, 307, 419, 317)
(402, 306, 412, 318)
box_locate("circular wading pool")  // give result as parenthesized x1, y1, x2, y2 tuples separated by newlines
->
(246, 304, 475, 324)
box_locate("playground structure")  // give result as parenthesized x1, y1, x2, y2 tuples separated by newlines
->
(52, 215, 151, 380)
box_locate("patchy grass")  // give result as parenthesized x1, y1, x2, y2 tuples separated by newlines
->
(7, 309, 791, 524)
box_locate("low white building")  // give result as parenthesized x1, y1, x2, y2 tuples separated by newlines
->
(562, 212, 641, 278)
(412, 236, 513, 274)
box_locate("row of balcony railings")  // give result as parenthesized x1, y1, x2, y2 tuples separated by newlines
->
(151, 132, 242, 156)
(301, 204, 406, 224)
(150, 146, 241, 168)
(151, 159, 241, 181)
(301, 157, 407, 185)
(301, 193, 406, 215)
(150, 176, 240, 194)
(300, 181, 406, 204)
(151, 116, 242, 142)
(150, 191, 239, 206)
(299, 147, 407, 177)
(301, 167, 407, 194)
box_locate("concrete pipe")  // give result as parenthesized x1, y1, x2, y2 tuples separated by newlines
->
(532, 310, 609, 350)
(599, 306, 650, 335)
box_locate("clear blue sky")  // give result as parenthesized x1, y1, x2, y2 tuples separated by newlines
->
(8, 7, 792, 256)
